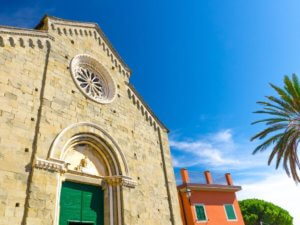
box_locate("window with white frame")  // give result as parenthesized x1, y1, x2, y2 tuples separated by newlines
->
(194, 204, 207, 222)
(224, 204, 237, 221)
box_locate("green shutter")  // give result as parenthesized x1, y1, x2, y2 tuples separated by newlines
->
(225, 204, 237, 220)
(195, 205, 207, 221)
(59, 181, 104, 225)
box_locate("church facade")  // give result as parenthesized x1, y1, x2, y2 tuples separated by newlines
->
(0, 16, 182, 225)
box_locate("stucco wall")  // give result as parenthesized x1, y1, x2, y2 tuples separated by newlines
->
(179, 190, 245, 225)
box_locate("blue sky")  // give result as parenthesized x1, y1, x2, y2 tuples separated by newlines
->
(1, 0, 300, 223)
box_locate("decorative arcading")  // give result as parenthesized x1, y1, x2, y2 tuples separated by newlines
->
(49, 21, 131, 79)
(126, 83, 169, 133)
(0, 18, 130, 79)
(0, 27, 53, 49)
(0, 26, 54, 39)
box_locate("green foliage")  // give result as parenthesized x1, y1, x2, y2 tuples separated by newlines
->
(239, 199, 293, 225)
(251, 74, 300, 182)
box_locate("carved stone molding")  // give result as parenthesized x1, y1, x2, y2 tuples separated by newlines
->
(34, 157, 67, 173)
(34, 158, 137, 188)
(0, 26, 53, 50)
(120, 176, 138, 188)
(104, 176, 137, 188)
(0, 26, 54, 40)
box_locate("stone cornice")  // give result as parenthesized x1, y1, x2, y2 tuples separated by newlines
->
(36, 15, 131, 78)
(0, 26, 53, 49)
(126, 82, 169, 133)
(0, 26, 54, 40)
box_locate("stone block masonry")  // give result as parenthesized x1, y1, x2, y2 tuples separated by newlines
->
(0, 16, 182, 225)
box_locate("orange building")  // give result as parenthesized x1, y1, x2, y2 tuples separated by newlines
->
(177, 169, 245, 225)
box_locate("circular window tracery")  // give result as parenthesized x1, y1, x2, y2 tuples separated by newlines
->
(70, 54, 116, 104)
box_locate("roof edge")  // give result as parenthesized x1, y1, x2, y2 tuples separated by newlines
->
(0, 25, 54, 40)
(35, 15, 132, 74)
(178, 183, 242, 192)
(126, 82, 169, 133)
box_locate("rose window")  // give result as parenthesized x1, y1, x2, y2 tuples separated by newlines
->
(75, 67, 105, 98)
(70, 54, 116, 104)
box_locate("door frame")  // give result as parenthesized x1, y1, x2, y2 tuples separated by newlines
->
(59, 180, 105, 225)
(55, 172, 118, 225)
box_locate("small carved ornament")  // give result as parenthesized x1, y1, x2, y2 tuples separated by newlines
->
(74, 156, 88, 172)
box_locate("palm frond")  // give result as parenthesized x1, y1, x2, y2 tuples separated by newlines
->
(250, 123, 287, 141)
(282, 130, 300, 181)
(284, 75, 300, 111)
(252, 133, 283, 154)
(270, 129, 294, 168)
(292, 74, 300, 97)
(256, 101, 288, 113)
(252, 74, 300, 183)
(265, 119, 289, 125)
(266, 96, 296, 114)
(251, 118, 288, 125)
(253, 110, 290, 118)
(284, 75, 298, 99)
(270, 83, 294, 107)
(262, 107, 289, 116)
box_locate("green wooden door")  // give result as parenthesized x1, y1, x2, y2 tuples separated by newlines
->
(59, 181, 104, 225)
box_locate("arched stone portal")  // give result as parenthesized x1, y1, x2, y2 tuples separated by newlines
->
(34, 123, 136, 225)
(49, 122, 129, 176)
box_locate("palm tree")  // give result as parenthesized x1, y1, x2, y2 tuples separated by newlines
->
(251, 74, 300, 182)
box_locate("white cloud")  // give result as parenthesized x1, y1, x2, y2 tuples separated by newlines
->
(213, 129, 233, 143)
(170, 138, 240, 167)
(237, 172, 300, 225)
(170, 129, 266, 170)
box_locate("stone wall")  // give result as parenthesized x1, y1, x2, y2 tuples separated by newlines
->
(0, 16, 182, 225)
(0, 28, 50, 225)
